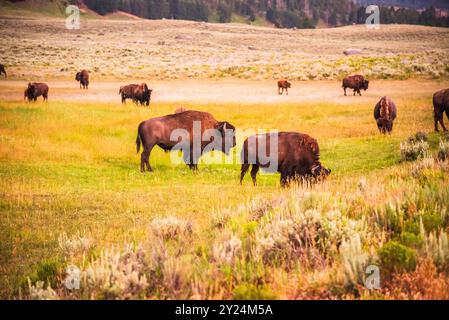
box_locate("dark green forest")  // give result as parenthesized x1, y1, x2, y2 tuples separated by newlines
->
(82, 0, 449, 28)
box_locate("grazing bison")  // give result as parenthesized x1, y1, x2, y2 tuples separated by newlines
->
(133, 83, 152, 106)
(75, 70, 89, 89)
(342, 75, 369, 96)
(26, 82, 49, 102)
(136, 110, 236, 172)
(240, 132, 331, 187)
(433, 88, 449, 132)
(120, 84, 139, 104)
(120, 83, 152, 106)
(278, 79, 291, 95)
(374, 96, 397, 134)
(0, 64, 6, 78)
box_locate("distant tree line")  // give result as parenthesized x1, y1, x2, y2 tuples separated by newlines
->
(82, 0, 449, 28)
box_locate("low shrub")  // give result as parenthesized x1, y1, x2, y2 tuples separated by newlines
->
(400, 139, 429, 162)
(378, 241, 417, 274)
(232, 283, 277, 300)
(438, 138, 449, 162)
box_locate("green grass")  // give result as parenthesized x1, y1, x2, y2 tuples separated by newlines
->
(0, 95, 446, 298)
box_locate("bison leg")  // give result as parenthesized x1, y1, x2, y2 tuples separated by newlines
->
(285, 88, 288, 95)
(344, 87, 347, 96)
(183, 148, 199, 171)
(278, 87, 282, 95)
(280, 173, 289, 188)
(240, 164, 250, 185)
(435, 111, 444, 132)
(440, 119, 448, 132)
(141, 144, 155, 173)
(250, 165, 259, 186)
(441, 108, 449, 131)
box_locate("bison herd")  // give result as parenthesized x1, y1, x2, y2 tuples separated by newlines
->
(1, 61, 449, 187)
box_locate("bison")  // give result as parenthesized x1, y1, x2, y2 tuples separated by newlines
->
(374, 96, 397, 134)
(433, 88, 449, 132)
(75, 70, 89, 89)
(278, 79, 291, 95)
(24, 87, 32, 101)
(25, 82, 49, 102)
(136, 110, 236, 172)
(342, 75, 369, 96)
(120, 83, 152, 106)
(133, 83, 152, 106)
(0, 64, 6, 78)
(240, 132, 331, 187)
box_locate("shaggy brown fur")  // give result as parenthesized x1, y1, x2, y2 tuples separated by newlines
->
(75, 70, 89, 89)
(119, 83, 152, 106)
(240, 132, 331, 187)
(278, 79, 291, 95)
(0, 64, 6, 78)
(374, 96, 397, 134)
(26, 82, 49, 102)
(433, 88, 449, 132)
(342, 75, 369, 96)
(136, 110, 236, 172)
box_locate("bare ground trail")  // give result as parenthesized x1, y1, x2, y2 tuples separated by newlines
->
(1, 79, 447, 105)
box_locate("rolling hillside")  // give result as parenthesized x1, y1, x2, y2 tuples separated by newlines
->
(1, 0, 448, 28)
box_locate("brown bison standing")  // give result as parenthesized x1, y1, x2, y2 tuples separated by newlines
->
(342, 75, 369, 96)
(75, 70, 89, 89)
(433, 88, 449, 132)
(25, 82, 49, 102)
(133, 83, 152, 106)
(374, 96, 397, 134)
(136, 111, 236, 172)
(240, 132, 331, 187)
(278, 79, 291, 95)
(0, 64, 6, 78)
(120, 83, 152, 106)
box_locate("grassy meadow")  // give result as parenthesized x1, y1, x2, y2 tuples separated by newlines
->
(1, 14, 449, 300)
(1, 82, 449, 299)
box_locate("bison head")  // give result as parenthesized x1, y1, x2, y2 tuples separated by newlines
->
(75, 72, 81, 81)
(27, 83, 35, 92)
(310, 163, 331, 179)
(215, 121, 236, 155)
(362, 80, 369, 91)
(377, 118, 393, 134)
(144, 88, 153, 106)
(286, 81, 291, 88)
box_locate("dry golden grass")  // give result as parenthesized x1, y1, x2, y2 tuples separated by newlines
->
(1, 18, 449, 81)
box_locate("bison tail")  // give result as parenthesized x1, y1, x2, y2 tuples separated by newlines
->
(136, 133, 141, 155)
(136, 122, 144, 154)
